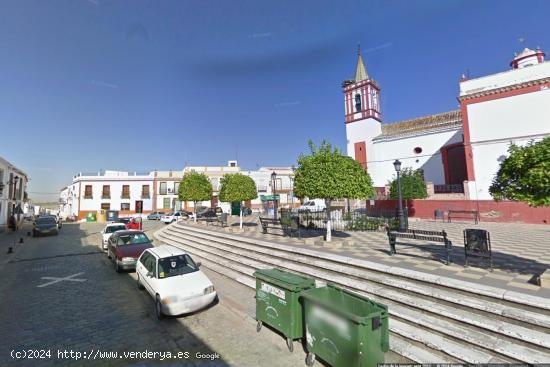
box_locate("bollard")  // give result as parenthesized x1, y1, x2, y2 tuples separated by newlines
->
(19, 238, 24, 244)
(7, 247, 13, 254)
(27, 231, 31, 236)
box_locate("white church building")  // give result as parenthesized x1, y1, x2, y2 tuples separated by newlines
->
(344, 46, 550, 201)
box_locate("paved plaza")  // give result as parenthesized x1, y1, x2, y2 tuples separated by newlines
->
(203, 214, 550, 297)
(0, 221, 309, 366)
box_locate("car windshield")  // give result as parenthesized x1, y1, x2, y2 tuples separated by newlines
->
(158, 255, 198, 278)
(118, 233, 150, 245)
(105, 225, 126, 234)
(36, 217, 56, 225)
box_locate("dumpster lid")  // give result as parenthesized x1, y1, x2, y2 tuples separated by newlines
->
(300, 284, 388, 325)
(254, 268, 315, 292)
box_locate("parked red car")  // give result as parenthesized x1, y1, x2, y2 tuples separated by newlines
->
(125, 217, 142, 230)
(107, 230, 153, 272)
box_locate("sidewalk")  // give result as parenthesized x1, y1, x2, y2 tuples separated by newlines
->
(0, 222, 32, 268)
(192, 215, 550, 297)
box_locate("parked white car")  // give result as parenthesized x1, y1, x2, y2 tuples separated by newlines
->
(299, 199, 327, 213)
(160, 211, 185, 224)
(136, 245, 217, 318)
(100, 223, 127, 250)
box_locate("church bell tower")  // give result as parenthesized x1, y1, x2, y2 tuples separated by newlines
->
(343, 46, 382, 170)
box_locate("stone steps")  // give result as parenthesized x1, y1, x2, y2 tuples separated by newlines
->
(155, 223, 550, 363)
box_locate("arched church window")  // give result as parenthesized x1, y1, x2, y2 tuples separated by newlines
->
(355, 93, 362, 112)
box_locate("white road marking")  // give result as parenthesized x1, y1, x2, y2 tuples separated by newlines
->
(37, 272, 87, 288)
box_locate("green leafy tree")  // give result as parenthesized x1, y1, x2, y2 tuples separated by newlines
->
(219, 173, 258, 229)
(294, 140, 374, 241)
(178, 172, 213, 222)
(388, 167, 428, 200)
(489, 137, 550, 207)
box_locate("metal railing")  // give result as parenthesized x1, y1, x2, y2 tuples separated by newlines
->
(434, 184, 464, 194)
(279, 207, 408, 232)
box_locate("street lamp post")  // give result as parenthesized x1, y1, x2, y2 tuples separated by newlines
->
(271, 171, 278, 221)
(393, 159, 406, 232)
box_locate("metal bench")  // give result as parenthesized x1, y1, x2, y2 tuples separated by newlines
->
(386, 227, 453, 265)
(448, 210, 479, 224)
(259, 216, 280, 234)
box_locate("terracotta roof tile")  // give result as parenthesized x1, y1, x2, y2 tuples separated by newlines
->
(374, 110, 462, 141)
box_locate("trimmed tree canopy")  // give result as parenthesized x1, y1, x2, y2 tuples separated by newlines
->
(218, 173, 258, 203)
(489, 137, 550, 207)
(178, 172, 213, 203)
(293, 140, 375, 201)
(389, 167, 428, 200)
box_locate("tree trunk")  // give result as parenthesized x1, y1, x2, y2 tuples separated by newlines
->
(193, 201, 197, 223)
(325, 199, 332, 242)
(239, 203, 243, 229)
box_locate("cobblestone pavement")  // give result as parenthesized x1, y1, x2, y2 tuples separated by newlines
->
(0, 220, 309, 366)
(199, 214, 550, 297)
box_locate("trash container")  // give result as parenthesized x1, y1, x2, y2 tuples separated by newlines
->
(106, 210, 119, 222)
(254, 268, 315, 352)
(300, 284, 389, 367)
(86, 212, 97, 222)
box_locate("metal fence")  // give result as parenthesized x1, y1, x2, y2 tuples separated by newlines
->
(434, 184, 464, 194)
(281, 207, 408, 232)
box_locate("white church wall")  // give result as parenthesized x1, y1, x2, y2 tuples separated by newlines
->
(460, 62, 550, 97)
(369, 128, 463, 187)
(467, 87, 550, 143)
(466, 86, 550, 199)
(345, 118, 382, 164)
(470, 136, 547, 200)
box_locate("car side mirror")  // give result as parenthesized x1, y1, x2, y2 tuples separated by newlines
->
(146, 271, 153, 278)
(196, 261, 202, 268)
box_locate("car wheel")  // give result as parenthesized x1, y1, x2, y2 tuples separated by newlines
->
(155, 295, 164, 319)
(114, 258, 121, 273)
(137, 275, 145, 290)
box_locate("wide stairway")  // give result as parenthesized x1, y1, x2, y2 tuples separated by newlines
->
(155, 222, 550, 363)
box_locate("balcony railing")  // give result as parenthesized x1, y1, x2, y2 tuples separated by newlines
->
(121, 194, 130, 199)
(434, 184, 464, 194)
(101, 194, 111, 199)
(84, 195, 93, 199)
(141, 193, 150, 199)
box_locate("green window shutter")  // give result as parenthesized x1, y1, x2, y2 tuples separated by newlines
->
(163, 198, 170, 209)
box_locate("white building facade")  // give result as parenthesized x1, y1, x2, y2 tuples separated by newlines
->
(344, 46, 550, 200)
(0, 157, 29, 231)
(69, 170, 154, 220)
(153, 170, 184, 212)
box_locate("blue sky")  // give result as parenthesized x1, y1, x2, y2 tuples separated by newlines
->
(1, 0, 549, 201)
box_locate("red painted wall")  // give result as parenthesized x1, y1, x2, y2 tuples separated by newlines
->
(368, 200, 550, 225)
(354, 141, 367, 169)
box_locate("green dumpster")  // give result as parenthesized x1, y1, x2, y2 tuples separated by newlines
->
(300, 285, 389, 367)
(254, 268, 315, 352)
(86, 212, 97, 222)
